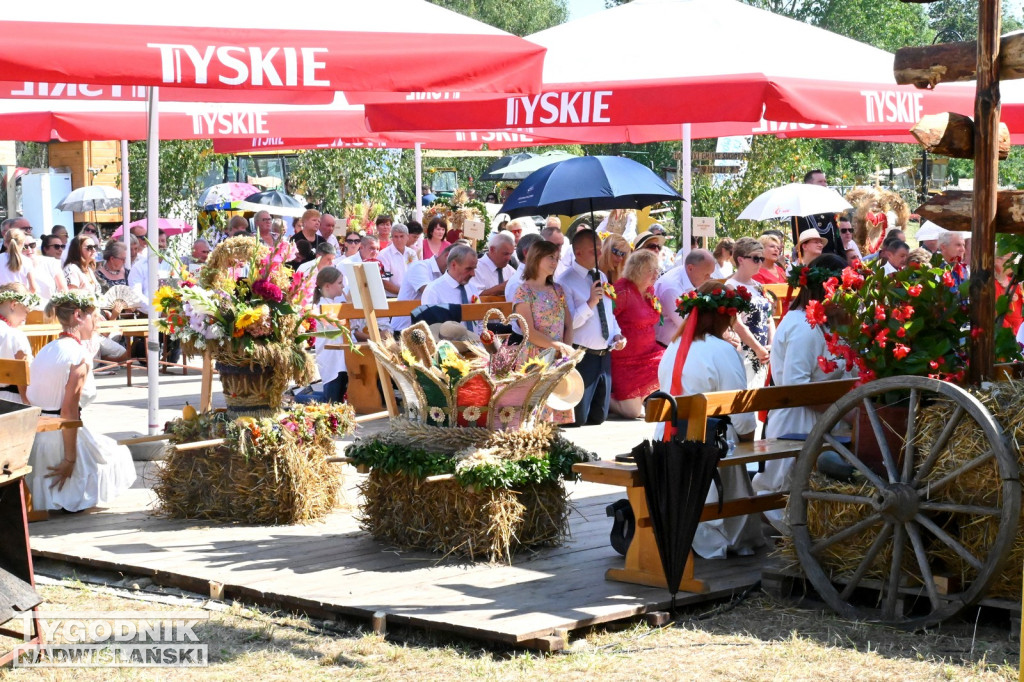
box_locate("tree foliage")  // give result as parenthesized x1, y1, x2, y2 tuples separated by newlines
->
(428, 0, 567, 35)
(127, 140, 225, 220)
(291, 149, 403, 216)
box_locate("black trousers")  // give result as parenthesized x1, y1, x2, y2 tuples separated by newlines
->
(573, 350, 611, 426)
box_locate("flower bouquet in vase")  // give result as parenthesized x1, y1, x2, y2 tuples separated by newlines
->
(815, 254, 1020, 470)
(153, 236, 352, 413)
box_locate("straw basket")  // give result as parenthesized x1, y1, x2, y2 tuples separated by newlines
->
(216, 361, 286, 413)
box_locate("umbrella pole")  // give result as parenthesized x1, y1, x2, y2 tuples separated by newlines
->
(414, 143, 423, 223)
(681, 123, 692, 256)
(121, 139, 131, 257)
(145, 87, 161, 435)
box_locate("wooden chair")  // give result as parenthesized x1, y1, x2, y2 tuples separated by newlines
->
(573, 378, 855, 592)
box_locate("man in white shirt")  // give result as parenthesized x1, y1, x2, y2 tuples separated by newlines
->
(128, 230, 172, 313)
(392, 240, 458, 332)
(654, 249, 716, 346)
(319, 213, 341, 253)
(556, 230, 625, 427)
(470, 231, 515, 297)
(420, 244, 480, 332)
(377, 223, 412, 296)
(541, 224, 569, 278)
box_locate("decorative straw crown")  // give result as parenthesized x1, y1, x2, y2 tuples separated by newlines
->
(676, 284, 753, 317)
(48, 291, 99, 310)
(0, 289, 41, 309)
(788, 265, 840, 290)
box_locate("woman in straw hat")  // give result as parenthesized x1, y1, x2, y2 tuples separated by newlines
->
(0, 283, 40, 403)
(25, 291, 136, 512)
(655, 280, 765, 559)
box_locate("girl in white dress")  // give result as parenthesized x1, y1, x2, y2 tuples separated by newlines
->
(309, 267, 348, 403)
(26, 291, 136, 511)
(0, 284, 39, 404)
(753, 254, 850, 505)
(656, 280, 765, 559)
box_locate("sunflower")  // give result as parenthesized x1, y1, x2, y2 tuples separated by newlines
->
(234, 307, 262, 331)
(152, 285, 179, 313)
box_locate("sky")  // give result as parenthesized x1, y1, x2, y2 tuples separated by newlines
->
(567, 0, 606, 20)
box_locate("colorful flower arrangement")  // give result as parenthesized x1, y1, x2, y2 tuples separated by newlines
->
(423, 190, 492, 235)
(813, 254, 1021, 384)
(645, 290, 663, 325)
(676, 284, 754, 317)
(152, 236, 351, 387)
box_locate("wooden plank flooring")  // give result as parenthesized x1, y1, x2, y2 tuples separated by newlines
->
(27, 471, 769, 649)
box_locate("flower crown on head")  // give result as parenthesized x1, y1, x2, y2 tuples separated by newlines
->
(0, 289, 41, 309)
(676, 284, 753, 317)
(788, 265, 841, 290)
(48, 291, 99, 310)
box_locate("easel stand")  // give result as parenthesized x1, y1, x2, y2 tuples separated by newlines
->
(351, 266, 399, 417)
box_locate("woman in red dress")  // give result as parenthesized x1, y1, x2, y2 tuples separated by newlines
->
(995, 251, 1024, 334)
(609, 249, 664, 419)
(752, 233, 788, 285)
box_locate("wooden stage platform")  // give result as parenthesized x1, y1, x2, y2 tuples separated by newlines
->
(27, 473, 769, 651)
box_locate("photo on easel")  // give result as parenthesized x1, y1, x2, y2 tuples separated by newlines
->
(342, 261, 390, 311)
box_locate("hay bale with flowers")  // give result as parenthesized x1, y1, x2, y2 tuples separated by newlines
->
(348, 421, 595, 562)
(155, 403, 355, 525)
(153, 236, 351, 413)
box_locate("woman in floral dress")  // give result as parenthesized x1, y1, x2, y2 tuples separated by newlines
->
(727, 237, 776, 390)
(610, 250, 664, 418)
(512, 240, 574, 423)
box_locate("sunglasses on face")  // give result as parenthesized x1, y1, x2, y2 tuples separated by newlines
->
(47, 243, 66, 250)
(745, 255, 766, 263)
(84, 245, 97, 252)
(611, 247, 628, 257)
(345, 238, 362, 244)
(840, 228, 854, 234)
(82, 229, 97, 235)
(22, 243, 37, 251)
(643, 244, 660, 251)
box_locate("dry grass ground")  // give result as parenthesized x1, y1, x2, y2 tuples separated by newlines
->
(0, 566, 1018, 682)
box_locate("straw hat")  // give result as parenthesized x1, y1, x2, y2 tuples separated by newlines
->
(546, 368, 585, 411)
(796, 228, 826, 248)
(633, 231, 666, 250)
(428, 321, 486, 358)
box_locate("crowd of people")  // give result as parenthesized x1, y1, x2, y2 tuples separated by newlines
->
(0, 168, 1008, 522)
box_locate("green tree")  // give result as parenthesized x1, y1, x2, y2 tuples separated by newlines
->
(291, 148, 403, 216)
(428, 0, 566, 35)
(127, 140, 224, 220)
(805, 0, 929, 53)
(15, 142, 47, 169)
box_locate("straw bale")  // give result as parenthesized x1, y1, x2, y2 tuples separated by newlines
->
(358, 470, 569, 562)
(154, 418, 341, 525)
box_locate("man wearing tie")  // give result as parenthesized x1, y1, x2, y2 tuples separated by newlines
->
(420, 244, 480, 332)
(471, 231, 516, 297)
(556, 230, 626, 426)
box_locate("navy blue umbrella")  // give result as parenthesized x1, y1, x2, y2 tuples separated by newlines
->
(499, 155, 681, 219)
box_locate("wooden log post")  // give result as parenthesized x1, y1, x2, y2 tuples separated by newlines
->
(894, 33, 1024, 88)
(910, 113, 1010, 159)
(915, 190, 1024, 234)
(970, 0, 1002, 385)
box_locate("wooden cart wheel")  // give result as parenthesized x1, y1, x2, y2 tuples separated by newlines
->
(788, 376, 1020, 629)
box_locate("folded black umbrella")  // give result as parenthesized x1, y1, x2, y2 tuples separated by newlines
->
(632, 437, 725, 606)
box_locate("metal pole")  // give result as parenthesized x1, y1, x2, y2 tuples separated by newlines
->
(682, 123, 692, 256)
(146, 87, 160, 434)
(120, 139, 131, 256)
(414, 143, 423, 223)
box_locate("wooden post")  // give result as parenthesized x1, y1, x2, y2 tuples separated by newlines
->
(970, 0, 1001, 385)
(199, 349, 213, 413)
(352, 265, 399, 417)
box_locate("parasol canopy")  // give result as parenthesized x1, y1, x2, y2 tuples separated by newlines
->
(499, 155, 680, 219)
(737, 183, 853, 221)
(56, 185, 122, 212)
(111, 218, 194, 238)
(487, 150, 578, 180)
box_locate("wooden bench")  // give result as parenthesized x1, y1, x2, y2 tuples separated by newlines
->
(572, 378, 856, 592)
(0, 358, 84, 523)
